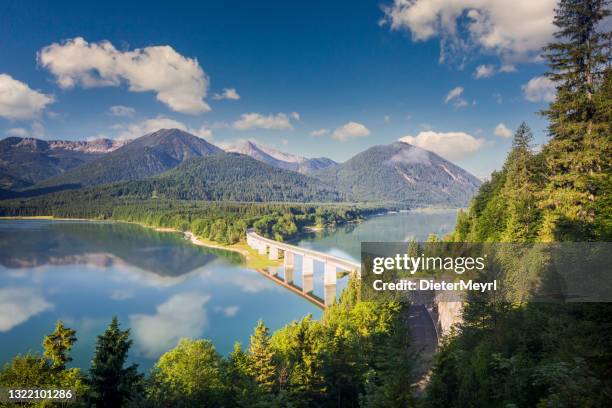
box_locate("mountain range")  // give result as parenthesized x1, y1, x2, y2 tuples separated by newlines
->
(0, 128, 481, 206)
(0, 136, 125, 189)
(225, 140, 336, 174)
(316, 142, 481, 207)
(35, 128, 221, 189)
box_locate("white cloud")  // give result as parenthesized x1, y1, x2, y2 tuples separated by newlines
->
(192, 125, 213, 140)
(444, 86, 464, 103)
(384, 0, 556, 63)
(114, 116, 213, 140)
(233, 112, 296, 131)
(500, 64, 517, 72)
(494, 123, 513, 138)
(399, 130, 485, 161)
(309, 128, 329, 137)
(0, 74, 54, 120)
(30, 122, 45, 138)
(38, 37, 210, 114)
(454, 98, 468, 108)
(474, 64, 495, 78)
(110, 289, 135, 300)
(109, 105, 135, 117)
(4, 122, 45, 138)
(522, 76, 556, 102)
(384, 115, 391, 123)
(290, 111, 300, 121)
(215, 305, 240, 317)
(493, 93, 503, 104)
(0, 287, 53, 332)
(212, 88, 240, 100)
(332, 121, 371, 142)
(130, 292, 210, 358)
(5, 127, 29, 137)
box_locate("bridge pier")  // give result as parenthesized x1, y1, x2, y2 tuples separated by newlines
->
(283, 251, 294, 269)
(324, 264, 337, 306)
(245, 229, 361, 308)
(269, 246, 279, 260)
(324, 264, 337, 286)
(302, 256, 314, 294)
(283, 251, 295, 284)
(284, 268, 294, 285)
(324, 285, 336, 307)
(258, 242, 267, 255)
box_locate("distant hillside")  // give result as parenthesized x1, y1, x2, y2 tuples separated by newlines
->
(225, 140, 336, 174)
(0, 136, 124, 189)
(1, 131, 482, 207)
(42, 152, 342, 202)
(316, 141, 481, 207)
(35, 129, 221, 190)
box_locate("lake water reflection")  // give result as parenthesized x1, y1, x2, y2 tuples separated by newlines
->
(291, 209, 459, 294)
(0, 220, 320, 370)
(0, 210, 457, 371)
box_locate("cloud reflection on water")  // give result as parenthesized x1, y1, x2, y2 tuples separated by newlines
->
(0, 287, 53, 332)
(129, 291, 211, 358)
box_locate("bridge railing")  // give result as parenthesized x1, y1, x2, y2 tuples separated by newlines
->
(246, 228, 361, 273)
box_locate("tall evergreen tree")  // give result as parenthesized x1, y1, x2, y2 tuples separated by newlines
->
(502, 123, 543, 241)
(541, 0, 611, 240)
(512, 122, 535, 151)
(43, 320, 77, 371)
(248, 320, 276, 393)
(89, 317, 142, 407)
(148, 338, 226, 407)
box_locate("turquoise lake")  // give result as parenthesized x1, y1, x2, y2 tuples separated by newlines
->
(0, 209, 457, 371)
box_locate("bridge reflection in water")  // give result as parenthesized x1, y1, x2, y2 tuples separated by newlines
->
(246, 229, 361, 308)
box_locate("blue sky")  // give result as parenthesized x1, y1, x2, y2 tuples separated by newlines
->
(0, 0, 559, 178)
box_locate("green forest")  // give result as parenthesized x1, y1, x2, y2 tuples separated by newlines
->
(0, 283, 414, 408)
(0, 0, 610, 406)
(0, 198, 385, 244)
(424, 1, 612, 407)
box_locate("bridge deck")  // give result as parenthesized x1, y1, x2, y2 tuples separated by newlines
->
(247, 229, 361, 272)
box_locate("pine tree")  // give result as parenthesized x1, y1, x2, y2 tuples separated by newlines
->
(512, 122, 535, 151)
(227, 342, 260, 406)
(89, 317, 142, 407)
(248, 320, 276, 392)
(43, 320, 77, 371)
(502, 123, 543, 241)
(541, 0, 611, 240)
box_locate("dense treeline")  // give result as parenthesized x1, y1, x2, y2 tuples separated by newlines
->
(108, 153, 345, 203)
(0, 196, 385, 244)
(0, 282, 416, 407)
(424, 1, 612, 406)
(9, 151, 345, 203)
(35, 129, 222, 190)
(452, 3, 610, 243)
(315, 142, 482, 208)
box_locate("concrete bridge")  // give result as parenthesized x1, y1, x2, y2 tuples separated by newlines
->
(246, 229, 361, 307)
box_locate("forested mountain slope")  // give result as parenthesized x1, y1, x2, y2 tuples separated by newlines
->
(315, 141, 481, 207)
(424, 2, 611, 406)
(225, 140, 337, 174)
(34, 128, 221, 190)
(0, 136, 124, 189)
(35, 152, 343, 203)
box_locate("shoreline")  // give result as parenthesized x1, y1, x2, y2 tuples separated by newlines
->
(0, 215, 276, 269)
(1, 215, 328, 309)
(0, 215, 245, 254)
